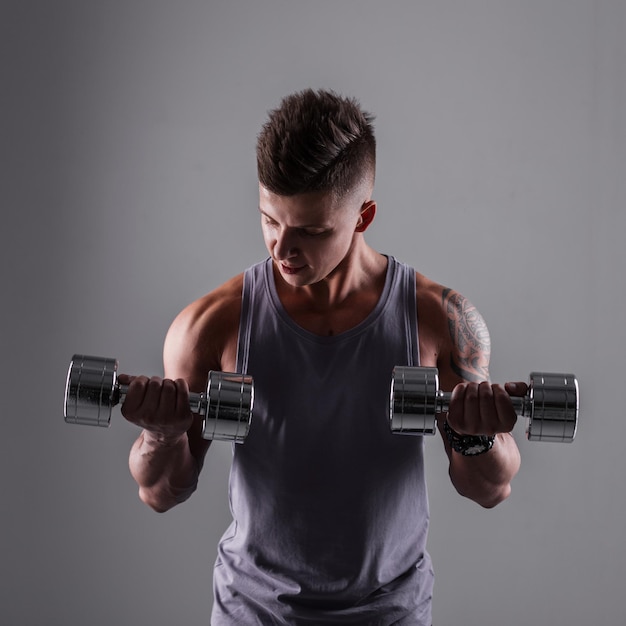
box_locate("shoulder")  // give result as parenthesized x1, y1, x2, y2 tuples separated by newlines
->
(164, 274, 244, 386)
(414, 271, 491, 384)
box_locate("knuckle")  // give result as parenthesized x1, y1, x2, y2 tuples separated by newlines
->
(161, 378, 177, 394)
(147, 376, 163, 390)
(465, 384, 479, 401)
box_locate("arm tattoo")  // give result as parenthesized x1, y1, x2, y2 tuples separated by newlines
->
(442, 288, 491, 382)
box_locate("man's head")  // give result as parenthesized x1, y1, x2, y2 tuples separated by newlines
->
(256, 89, 376, 199)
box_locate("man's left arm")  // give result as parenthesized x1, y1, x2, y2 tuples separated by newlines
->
(437, 288, 522, 508)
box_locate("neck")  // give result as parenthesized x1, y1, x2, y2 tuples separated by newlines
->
(274, 241, 387, 314)
(311, 246, 386, 309)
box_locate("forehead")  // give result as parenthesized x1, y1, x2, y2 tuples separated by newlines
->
(258, 185, 354, 225)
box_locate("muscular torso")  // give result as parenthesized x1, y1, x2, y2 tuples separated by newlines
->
(187, 268, 452, 383)
(173, 262, 465, 469)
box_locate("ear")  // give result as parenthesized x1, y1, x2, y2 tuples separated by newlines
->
(355, 201, 377, 233)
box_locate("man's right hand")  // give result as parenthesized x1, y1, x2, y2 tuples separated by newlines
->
(118, 374, 194, 440)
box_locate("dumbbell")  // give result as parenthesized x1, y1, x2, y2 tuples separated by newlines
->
(390, 367, 578, 442)
(64, 354, 254, 443)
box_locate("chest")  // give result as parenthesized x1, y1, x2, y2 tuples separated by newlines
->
(278, 284, 382, 337)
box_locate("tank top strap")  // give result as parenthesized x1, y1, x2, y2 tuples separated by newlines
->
(236, 263, 260, 375)
(238, 256, 419, 362)
(396, 257, 420, 367)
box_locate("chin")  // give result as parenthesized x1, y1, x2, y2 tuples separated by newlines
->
(280, 273, 311, 288)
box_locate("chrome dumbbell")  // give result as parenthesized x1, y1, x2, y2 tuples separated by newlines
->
(64, 354, 254, 443)
(390, 367, 578, 442)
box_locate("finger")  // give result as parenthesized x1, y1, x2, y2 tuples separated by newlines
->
(446, 382, 467, 430)
(493, 384, 518, 432)
(504, 381, 528, 397)
(159, 378, 179, 415)
(117, 373, 134, 386)
(141, 376, 165, 417)
(461, 382, 480, 434)
(477, 381, 498, 435)
(174, 378, 191, 417)
(120, 375, 149, 415)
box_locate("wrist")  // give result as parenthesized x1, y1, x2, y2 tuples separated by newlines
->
(142, 429, 187, 447)
(443, 420, 495, 457)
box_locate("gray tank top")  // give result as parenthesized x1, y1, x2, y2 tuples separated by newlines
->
(212, 257, 434, 625)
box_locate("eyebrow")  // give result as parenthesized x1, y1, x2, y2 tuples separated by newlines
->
(258, 207, 329, 230)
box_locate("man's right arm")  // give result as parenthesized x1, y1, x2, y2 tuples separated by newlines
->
(124, 276, 243, 512)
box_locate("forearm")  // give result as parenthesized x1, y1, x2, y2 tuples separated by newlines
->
(129, 430, 200, 513)
(448, 432, 521, 508)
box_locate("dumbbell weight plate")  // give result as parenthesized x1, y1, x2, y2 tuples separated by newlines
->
(389, 366, 439, 436)
(203, 371, 254, 442)
(64, 354, 118, 427)
(527, 372, 578, 442)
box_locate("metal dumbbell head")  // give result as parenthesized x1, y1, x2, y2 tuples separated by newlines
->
(64, 354, 254, 443)
(390, 367, 439, 436)
(64, 354, 119, 427)
(526, 372, 578, 442)
(390, 366, 578, 443)
(203, 370, 254, 442)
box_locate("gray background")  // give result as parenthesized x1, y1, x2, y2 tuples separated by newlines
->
(2, 1, 624, 624)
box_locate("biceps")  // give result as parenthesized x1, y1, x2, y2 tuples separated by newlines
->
(442, 288, 491, 382)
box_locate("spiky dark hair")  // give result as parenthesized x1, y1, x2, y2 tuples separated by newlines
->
(256, 89, 376, 197)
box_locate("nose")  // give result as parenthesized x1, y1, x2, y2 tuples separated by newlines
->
(274, 228, 298, 260)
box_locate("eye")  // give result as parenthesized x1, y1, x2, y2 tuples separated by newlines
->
(301, 228, 328, 237)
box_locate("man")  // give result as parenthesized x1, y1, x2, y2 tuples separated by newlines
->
(121, 89, 522, 625)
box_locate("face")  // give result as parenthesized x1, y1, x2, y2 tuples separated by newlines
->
(259, 184, 374, 288)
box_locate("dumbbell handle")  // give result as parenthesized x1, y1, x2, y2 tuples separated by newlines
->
(431, 389, 532, 417)
(114, 383, 206, 416)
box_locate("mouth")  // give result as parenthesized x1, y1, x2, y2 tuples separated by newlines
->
(280, 263, 306, 275)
